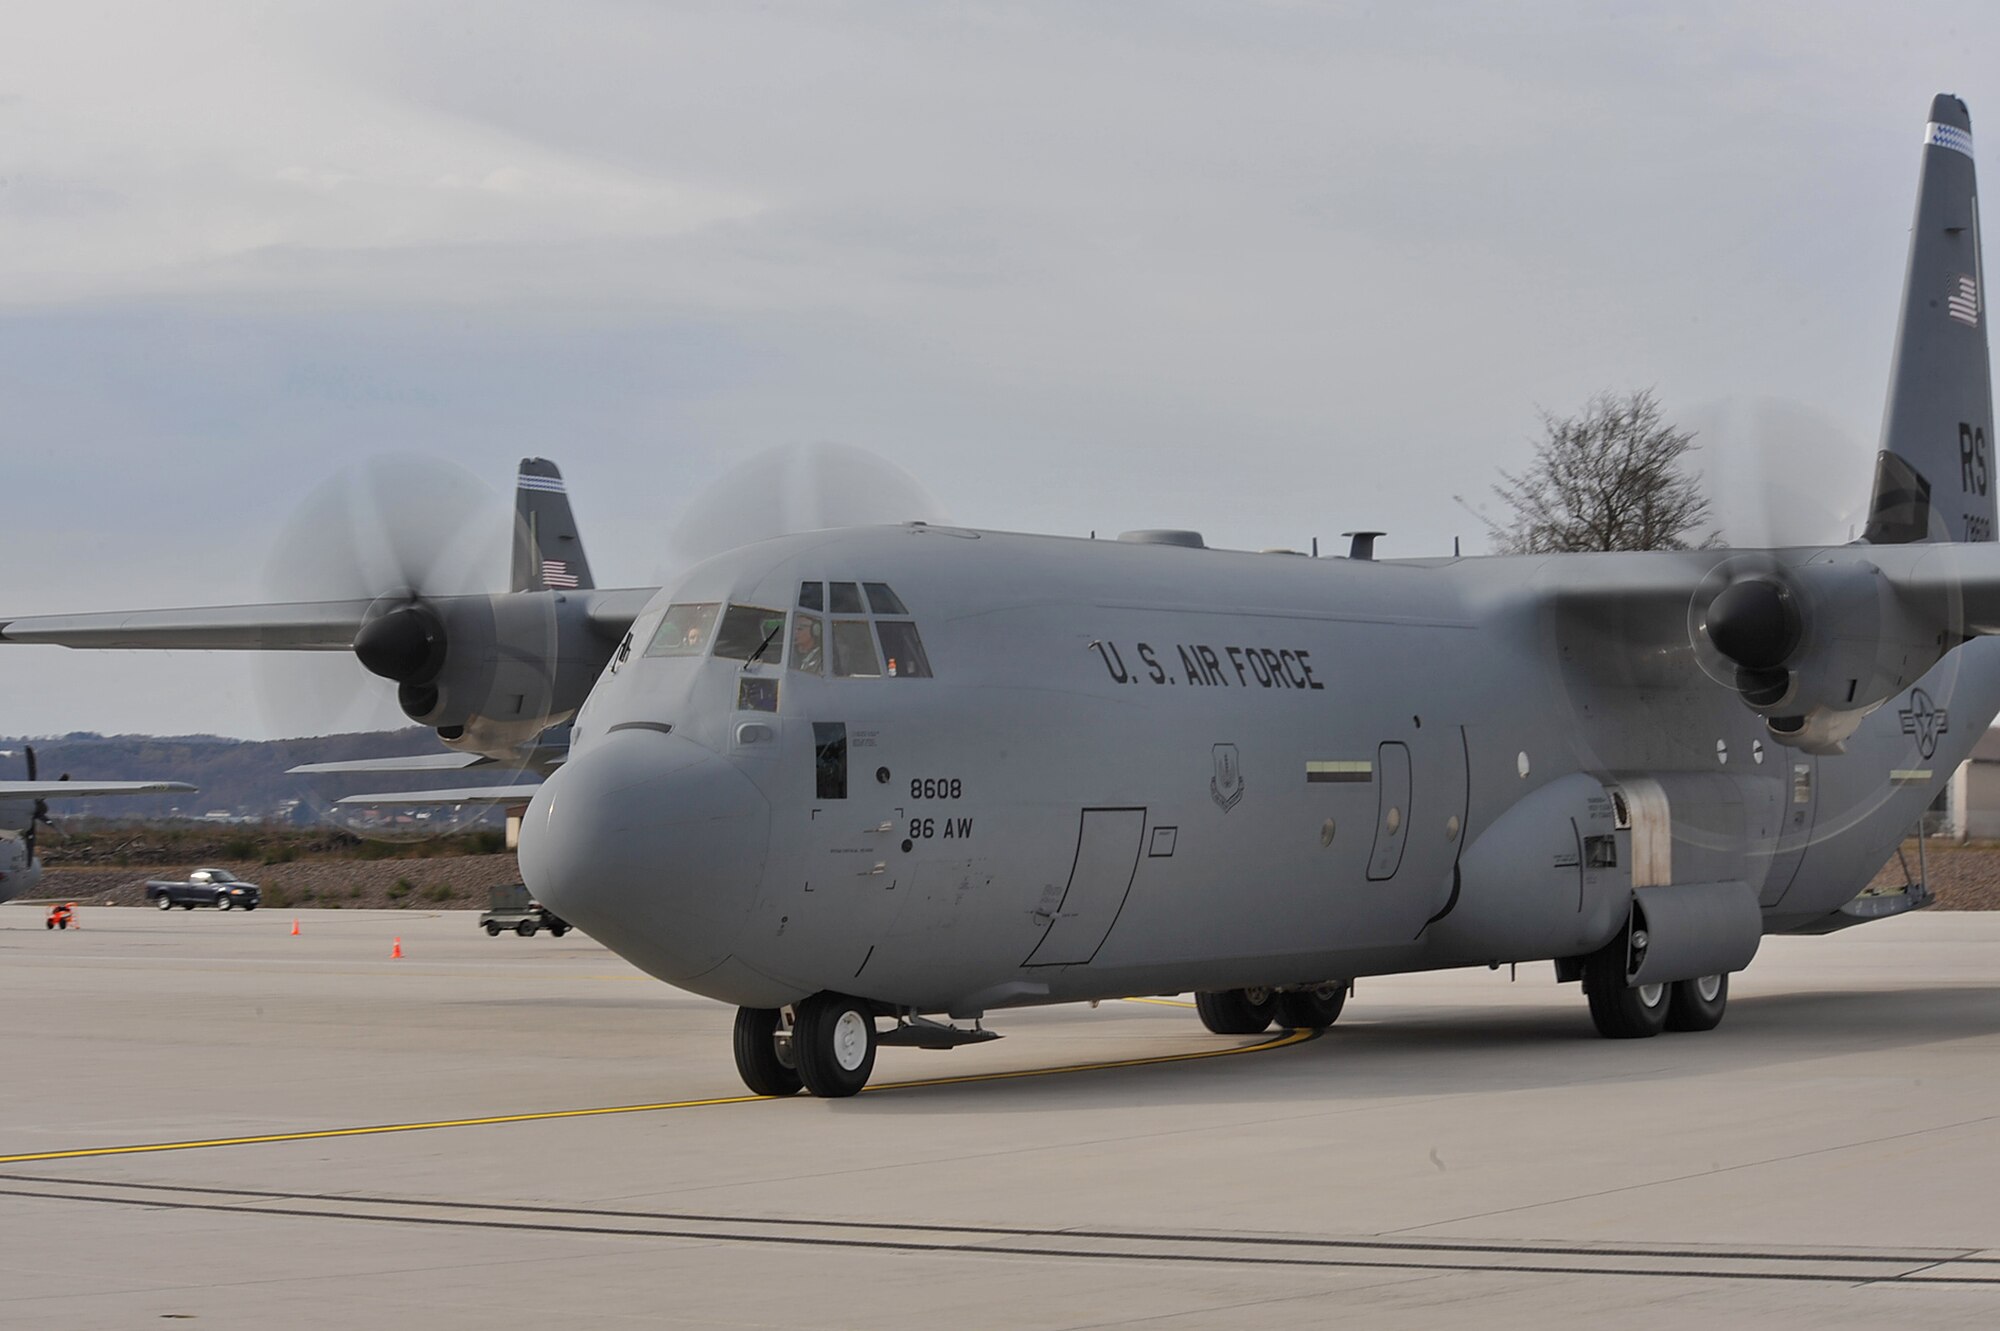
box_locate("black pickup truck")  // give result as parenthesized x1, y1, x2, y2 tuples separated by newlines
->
(146, 867, 262, 911)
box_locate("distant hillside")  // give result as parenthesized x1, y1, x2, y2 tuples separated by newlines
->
(0, 729, 524, 823)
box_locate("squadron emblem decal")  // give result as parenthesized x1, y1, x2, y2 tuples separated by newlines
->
(1899, 687, 1950, 759)
(1211, 743, 1245, 813)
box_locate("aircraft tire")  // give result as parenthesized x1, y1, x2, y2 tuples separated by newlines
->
(1273, 984, 1347, 1031)
(1195, 988, 1275, 1035)
(732, 1007, 804, 1097)
(793, 992, 877, 1098)
(1665, 973, 1728, 1032)
(1583, 945, 1668, 1039)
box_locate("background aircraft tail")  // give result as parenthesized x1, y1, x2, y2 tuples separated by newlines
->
(1865, 94, 1998, 544)
(510, 458, 597, 592)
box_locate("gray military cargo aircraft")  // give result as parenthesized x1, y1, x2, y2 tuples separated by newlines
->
(7, 95, 2000, 1098)
(0, 748, 194, 905)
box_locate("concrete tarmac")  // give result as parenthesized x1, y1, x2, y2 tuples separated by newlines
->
(3, 905, 1999, 1328)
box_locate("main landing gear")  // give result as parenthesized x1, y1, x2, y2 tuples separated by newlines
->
(1580, 939, 1729, 1039)
(1196, 983, 1348, 1035)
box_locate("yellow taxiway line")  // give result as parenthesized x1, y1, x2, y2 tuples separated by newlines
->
(0, 1026, 1315, 1165)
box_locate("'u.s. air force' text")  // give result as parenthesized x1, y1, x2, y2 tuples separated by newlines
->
(1090, 640, 1324, 689)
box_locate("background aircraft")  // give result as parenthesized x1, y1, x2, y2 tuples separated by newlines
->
(0, 747, 194, 905)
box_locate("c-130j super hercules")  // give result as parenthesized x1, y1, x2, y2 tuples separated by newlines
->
(10, 95, 2000, 1097)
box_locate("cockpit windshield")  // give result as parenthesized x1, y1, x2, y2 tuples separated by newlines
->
(713, 606, 788, 664)
(645, 603, 720, 657)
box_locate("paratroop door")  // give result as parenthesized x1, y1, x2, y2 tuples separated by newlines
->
(1024, 808, 1145, 965)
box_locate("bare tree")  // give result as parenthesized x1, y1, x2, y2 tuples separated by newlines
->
(1487, 390, 1715, 553)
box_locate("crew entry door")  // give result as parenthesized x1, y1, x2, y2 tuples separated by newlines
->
(1367, 742, 1412, 881)
(1024, 808, 1146, 965)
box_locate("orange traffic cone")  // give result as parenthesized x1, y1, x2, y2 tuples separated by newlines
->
(391, 937, 403, 959)
(290, 918, 300, 937)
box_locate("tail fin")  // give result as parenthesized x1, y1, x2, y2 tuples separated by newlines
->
(1866, 94, 1997, 544)
(510, 458, 595, 593)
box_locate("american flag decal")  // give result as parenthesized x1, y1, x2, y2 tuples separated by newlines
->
(1948, 272, 1981, 327)
(540, 558, 580, 589)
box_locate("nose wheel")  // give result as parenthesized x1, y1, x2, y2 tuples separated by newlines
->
(732, 1007, 803, 1097)
(788, 993, 879, 1098)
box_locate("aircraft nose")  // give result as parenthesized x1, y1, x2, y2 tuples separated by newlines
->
(519, 728, 770, 984)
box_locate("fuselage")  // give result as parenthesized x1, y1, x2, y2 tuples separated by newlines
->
(520, 525, 2000, 1015)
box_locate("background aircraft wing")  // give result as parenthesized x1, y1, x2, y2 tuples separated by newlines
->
(288, 752, 493, 775)
(335, 785, 543, 807)
(0, 780, 196, 798)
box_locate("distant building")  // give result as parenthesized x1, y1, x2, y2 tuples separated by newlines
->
(1944, 727, 2000, 840)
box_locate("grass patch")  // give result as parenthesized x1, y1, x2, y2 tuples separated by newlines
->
(421, 883, 456, 903)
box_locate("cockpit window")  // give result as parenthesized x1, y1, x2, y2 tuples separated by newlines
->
(713, 605, 788, 663)
(875, 621, 932, 678)
(830, 620, 881, 677)
(863, 582, 908, 615)
(645, 603, 719, 657)
(798, 581, 823, 612)
(828, 581, 866, 615)
(790, 613, 824, 675)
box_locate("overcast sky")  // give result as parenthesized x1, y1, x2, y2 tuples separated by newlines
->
(7, 1, 2000, 740)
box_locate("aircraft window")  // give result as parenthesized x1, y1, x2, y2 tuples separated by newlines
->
(790, 613, 824, 675)
(828, 582, 866, 614)
(813, 722, 847, 799)
(875, 621, 932, 678)
(737, 676, 779, 713)
(798, 581, 823, 612)
(830, 620, 881, 677)
(645, 602, 719, 657)
(864, 582, 908, 615)
(713, 605, 788, 663)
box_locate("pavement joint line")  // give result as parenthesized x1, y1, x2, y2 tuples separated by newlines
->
(0, 1184, 1991, 1286)
(0, 1027, 1315, 1165)
(1, 1171, 1985, 1268)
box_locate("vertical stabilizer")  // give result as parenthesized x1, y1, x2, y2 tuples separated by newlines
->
(1866, 94, 1997, 543)
(511, 459, 596, 592)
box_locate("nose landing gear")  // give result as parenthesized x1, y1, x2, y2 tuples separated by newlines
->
(732, 1007, 803, 1097)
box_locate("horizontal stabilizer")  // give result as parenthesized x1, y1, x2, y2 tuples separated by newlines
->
(335, 784, 543, 807)
(0, 781, 196, 798)
(288, 753, 492, 775)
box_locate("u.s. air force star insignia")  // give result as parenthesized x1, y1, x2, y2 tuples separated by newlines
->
(1211, 743, 1244, 813)
(1899, 687, 1949, 760)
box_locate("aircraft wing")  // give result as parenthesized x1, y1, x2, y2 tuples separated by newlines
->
(1, 586, 657, 652)
(0, 781, 196, 798)
(335, 785, 543, 807)
(584, 588, 658, 637)
(0, 600, 376, 650)
(288, 753, 493, 775)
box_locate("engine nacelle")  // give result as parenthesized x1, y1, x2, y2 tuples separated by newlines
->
(354, 592, 615, 760)
(1703, 559, 1951, 753)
